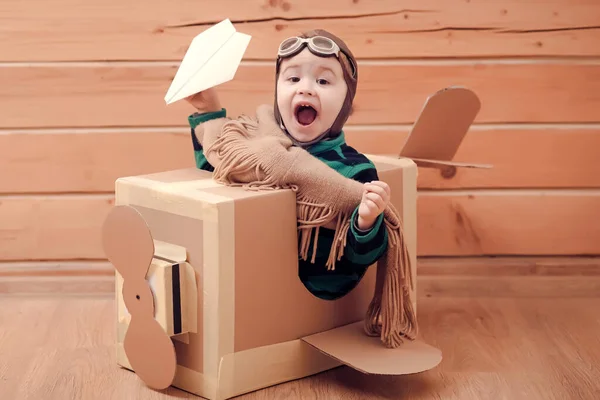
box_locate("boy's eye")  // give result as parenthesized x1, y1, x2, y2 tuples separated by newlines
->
(317, 79, 329, 85)
(288, 77, 300, 82)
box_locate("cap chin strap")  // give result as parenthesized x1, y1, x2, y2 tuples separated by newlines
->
(278, 121, 336, 149)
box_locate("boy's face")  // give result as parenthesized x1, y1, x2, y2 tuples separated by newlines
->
(276, 48, 348, 143)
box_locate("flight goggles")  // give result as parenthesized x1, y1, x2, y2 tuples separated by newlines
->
(277, 36, 357, 78)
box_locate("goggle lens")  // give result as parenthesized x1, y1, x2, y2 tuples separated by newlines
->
(311, 36, 335, 52)
(280, 37, 300, 53)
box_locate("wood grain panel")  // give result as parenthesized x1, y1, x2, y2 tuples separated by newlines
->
(6, 297, 600, 399)
(2, 192, 599, 261)
(418, 255, 600, 297)
(420, 276, 600, 297)
(0, 261, 112, 277)
(0, 261, 114, 295)
(417, 256, 600, 277)
(0, 275, 115, 295)
(2, 126, 600, 193)
(5, 297, 600, 399)
(1, 62, 599, 128)
(418, 191, 600, 256)
(0, 195, 114, 261)
(2, 0, 599, 61)
(3, 258, 598, 279)
(2, 257, 599, 297)
(0, 129, 195, 193)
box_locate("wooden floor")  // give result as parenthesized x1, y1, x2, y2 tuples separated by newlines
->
(1, 294, 599, 400)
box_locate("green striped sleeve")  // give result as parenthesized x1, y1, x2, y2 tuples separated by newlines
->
(188, 108, 227, 129)
(189, 108, 226, 172)
(342, 206, 388, 266)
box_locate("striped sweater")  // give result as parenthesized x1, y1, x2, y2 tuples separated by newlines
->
(189, 109, 388, 301)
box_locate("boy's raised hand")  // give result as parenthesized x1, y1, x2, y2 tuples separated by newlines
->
(357, 181, 391, 231)
(185, 87, 222, 114)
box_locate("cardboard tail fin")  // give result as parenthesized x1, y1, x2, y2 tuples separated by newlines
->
(399, 86, 493, 170)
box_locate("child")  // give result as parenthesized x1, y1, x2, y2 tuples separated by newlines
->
(185, 30, 390, 301)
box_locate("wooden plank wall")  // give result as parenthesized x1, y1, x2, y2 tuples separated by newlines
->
(2, 0, 600, 295)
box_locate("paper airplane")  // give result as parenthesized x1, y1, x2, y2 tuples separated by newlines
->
(164, 19, 251, 105)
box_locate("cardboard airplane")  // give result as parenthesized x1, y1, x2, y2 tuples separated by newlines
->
(104, 156, 442, 400)
(102, 18, 492, 400)
(102, 89, 489, 398)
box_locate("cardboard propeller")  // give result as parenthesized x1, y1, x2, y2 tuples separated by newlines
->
(102, 205, 177, 390)
(164, 18, 251, 105)
(399, 86, 493, 169)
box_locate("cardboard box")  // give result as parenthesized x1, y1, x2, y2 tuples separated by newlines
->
(102, 86, 491, 398)
(104, 155, 442, 400)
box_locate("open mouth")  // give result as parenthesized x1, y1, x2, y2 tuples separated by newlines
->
(295, 104, 318, 126)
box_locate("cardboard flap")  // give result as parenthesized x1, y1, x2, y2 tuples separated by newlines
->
(400, 86, 481, 162)
(145, 259, 198, 337)
(153, 239, 187, 263)
(301, 322, 442, 375)
(408, 157, 493, 169)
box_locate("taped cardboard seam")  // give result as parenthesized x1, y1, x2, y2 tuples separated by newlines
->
(216, 338, 342, 400)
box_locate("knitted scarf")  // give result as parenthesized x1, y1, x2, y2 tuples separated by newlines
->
(197, 104, 418, 348)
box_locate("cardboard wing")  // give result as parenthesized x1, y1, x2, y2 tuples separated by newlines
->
(300, 322, 442, 375)
(164, 19, 251, 105)
(399, 86, 493, 169)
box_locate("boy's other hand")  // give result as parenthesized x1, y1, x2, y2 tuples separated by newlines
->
(357, 181, 391, 231)
(185, 88, 222, 114)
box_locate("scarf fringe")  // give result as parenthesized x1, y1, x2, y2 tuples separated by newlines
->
(363, 223, 418, 348)
(325, 204, 418, 348)
(296, 198, 338, 265)
(202, 111, 418, 349)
